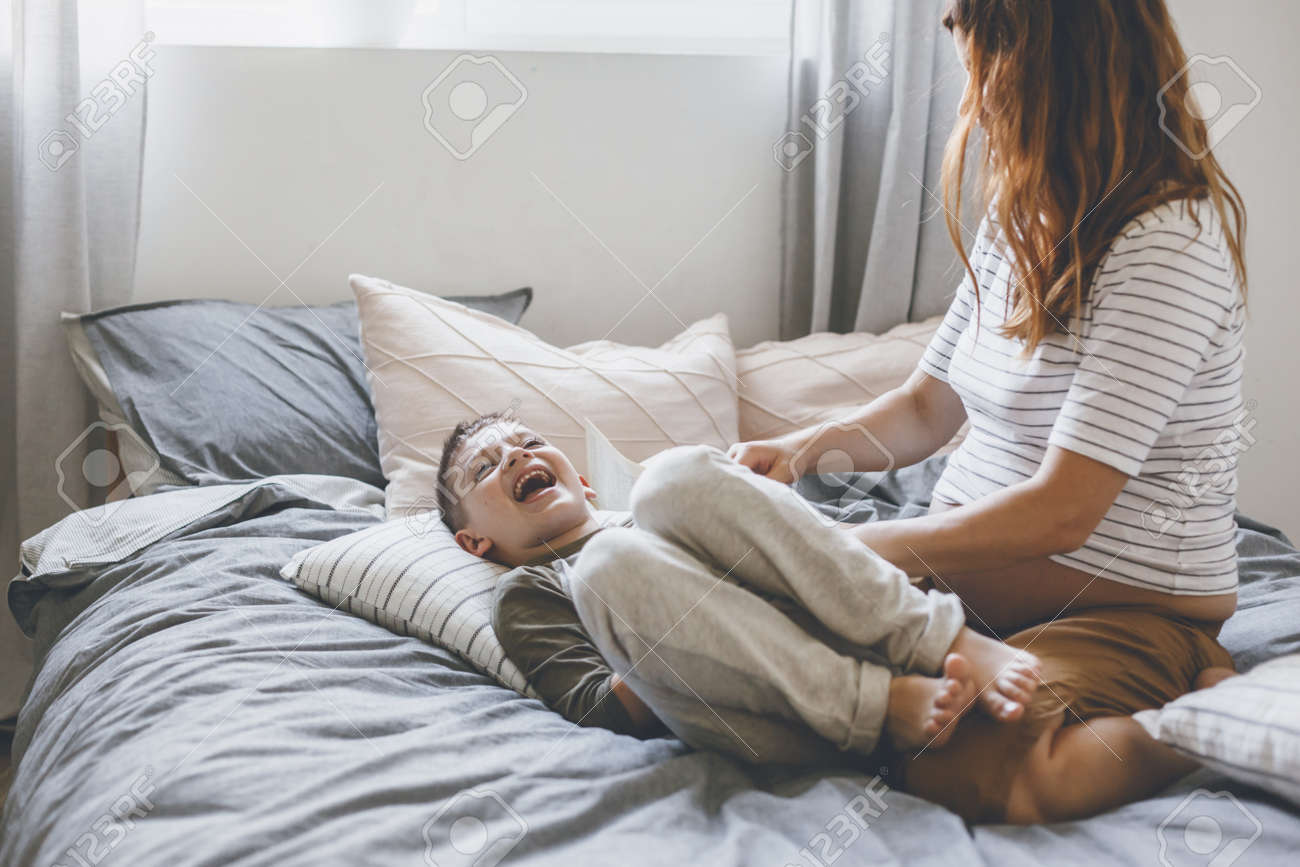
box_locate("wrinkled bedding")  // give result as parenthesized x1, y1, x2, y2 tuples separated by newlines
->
(3, 460, 1298, 866)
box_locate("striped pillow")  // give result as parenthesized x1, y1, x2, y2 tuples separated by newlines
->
(1134, 654, 1300, 806)
(281, 511, 535, 697)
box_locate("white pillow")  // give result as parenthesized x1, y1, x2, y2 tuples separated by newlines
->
(736, 316, 965, 451)
(351, 274, 739, 514)
(281, 511, 533, 697)
(1134, 654, 1300, 806)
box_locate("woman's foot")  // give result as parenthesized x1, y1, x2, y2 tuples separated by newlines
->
(949, 628, 1042, 722)
(885, 654, 977, 751)
(1193, 666, 1237, 691)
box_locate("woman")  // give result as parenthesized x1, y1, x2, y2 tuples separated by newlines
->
(732, 0, 1245, 824)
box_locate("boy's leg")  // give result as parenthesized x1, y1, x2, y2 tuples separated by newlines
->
(632, 445, 964, 675)
(614, 681, 846, 767)
(570, 526, 894, 758)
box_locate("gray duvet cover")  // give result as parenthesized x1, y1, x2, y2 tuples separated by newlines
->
(3, 460, 1298, 866)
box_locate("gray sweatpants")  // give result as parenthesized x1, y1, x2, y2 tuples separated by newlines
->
(570, 445, 965, 764)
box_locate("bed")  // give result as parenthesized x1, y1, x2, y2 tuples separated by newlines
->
(4, 291, 1298, 866)
(2, 459, 1298, 867)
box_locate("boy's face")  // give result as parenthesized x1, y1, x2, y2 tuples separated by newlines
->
(449, 421, 597, 564)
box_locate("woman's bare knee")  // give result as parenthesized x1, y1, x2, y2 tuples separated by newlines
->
(1193, 666, 1236, 691)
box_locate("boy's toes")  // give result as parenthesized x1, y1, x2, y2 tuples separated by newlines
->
(925, 713, 949, 745)
(1011, 669, 1039, 689)
(977, 684, 1027, 722)
(928, 696, 971, 748)
(929, 655, 978, 747)
(934, 678, 962, 709)
(1013, 651, 1042, 677)
(940, 654, 974, 694)
(996, 671, 1038, 704)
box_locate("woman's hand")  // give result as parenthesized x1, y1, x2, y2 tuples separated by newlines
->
(730, 371, 966, 483)
(727, 436, 803, 483)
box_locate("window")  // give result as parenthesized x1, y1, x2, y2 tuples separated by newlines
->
(145, 0, 791, 55)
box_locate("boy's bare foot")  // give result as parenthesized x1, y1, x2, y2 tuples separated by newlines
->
(949, 628, 1041, 722)
(885, 654, 977, 751)
(1193, 666, 1236, 691)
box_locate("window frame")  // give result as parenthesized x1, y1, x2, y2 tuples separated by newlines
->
(144, 0, 792, 57)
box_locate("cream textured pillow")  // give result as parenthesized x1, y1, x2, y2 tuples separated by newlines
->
(737, 316, 966, 452)
(351, 274, 739, 513)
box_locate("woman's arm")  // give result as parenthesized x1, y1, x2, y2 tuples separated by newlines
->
(848, 445, 1130, 576)
(730, 369, 967, 481)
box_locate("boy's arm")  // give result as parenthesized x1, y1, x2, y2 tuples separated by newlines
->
(493, 565, 662, 737)
(611, 676, 659, 732)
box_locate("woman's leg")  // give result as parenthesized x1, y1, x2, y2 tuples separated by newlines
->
(902, 611, 1234, 824)
(631, 445, 1040, 717)
(908, 708, 1200, 824)
(1005, 714, 1199, 824)
(1194, 666, 1237, 690)
(1011, 663, 1242, 822)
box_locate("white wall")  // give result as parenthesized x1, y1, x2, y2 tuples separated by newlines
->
(135, 47, 788, 350)
(1165, 0, 1300, 540)
(136, 14, 1299, 538)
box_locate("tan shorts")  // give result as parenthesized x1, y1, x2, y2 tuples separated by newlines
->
(898, 606, 1234, 824)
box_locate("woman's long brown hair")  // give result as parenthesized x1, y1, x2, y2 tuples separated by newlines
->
(941, 0, 1248, 354)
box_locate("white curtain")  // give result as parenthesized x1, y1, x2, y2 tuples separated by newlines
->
(779, 0, 975, 338)
(0, 0, 147, 719)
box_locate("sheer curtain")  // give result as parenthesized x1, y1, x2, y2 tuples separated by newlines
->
(779, 0, 975, 338)
(0, 0, 147, 720)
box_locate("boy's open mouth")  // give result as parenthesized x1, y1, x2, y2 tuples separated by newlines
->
(513, 466, 557, 503)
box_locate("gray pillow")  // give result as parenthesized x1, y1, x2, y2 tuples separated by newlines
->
(62, 289, 532, 490)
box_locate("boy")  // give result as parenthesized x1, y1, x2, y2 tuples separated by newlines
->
(436, 410, 1040, 762)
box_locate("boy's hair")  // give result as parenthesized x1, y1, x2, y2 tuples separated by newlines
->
(436, 410, 511, 532)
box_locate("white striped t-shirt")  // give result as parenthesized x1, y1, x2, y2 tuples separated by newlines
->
(919, 199, 1246, 595)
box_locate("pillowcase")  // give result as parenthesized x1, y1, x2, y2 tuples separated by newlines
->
(736, 317, 965, 452)
(62, 289, 533, 493)
(351, 273, 739, 513)
(280, 512, 535, 695)
(1133, 654, 1300, 806)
